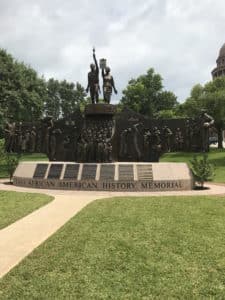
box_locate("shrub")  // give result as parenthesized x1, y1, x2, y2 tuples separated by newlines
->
(5, 153, 20, 183)
(190, 154, 214, 188)
(0, 139, 20, 182)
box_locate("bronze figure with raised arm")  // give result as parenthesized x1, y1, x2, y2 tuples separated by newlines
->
(86, 48, 100, 104)
(102, 66, 117, 104)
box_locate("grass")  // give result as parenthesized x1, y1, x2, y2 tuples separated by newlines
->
(19, 153, 48, 161)
(0, 191, 53, 229)
(1, 196, 225, 299)
(160, 148, 225, 183)
(0, 153, 48, 178)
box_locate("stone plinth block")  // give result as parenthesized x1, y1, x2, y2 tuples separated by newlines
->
(85, 104, 117, 116)
(13, 162, 194, 192)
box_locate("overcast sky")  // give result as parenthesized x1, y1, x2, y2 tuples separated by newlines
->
(0, 0, 224, 103)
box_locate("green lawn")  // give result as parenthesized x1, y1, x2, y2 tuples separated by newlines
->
(161, 148, 225, 183)
(19, 153, 48, 161)
(0, 153, 48, 178)
(0, 191, 53, 229)
(1, 196, 225, 299)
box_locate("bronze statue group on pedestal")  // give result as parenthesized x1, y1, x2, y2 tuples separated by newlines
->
(86, 48, 117, 104)
(3, 49, 215, 164)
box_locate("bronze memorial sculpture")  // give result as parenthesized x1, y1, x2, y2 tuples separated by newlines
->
(86, 48, 117, 104)
(102, 66, 117, 104)
(9, 48, 215, 191)
(86, 48, 100, 104)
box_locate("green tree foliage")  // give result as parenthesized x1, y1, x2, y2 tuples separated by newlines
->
(45, 78, 61, 119)
(60, 81, 86, 119)
(5, 153, 20, 183)
(190, 154, 214, 188)
(0, 140, 19, 182)
(157, 109, 178, 119)
(0, 49, 47, 125)
(177, 84, 204, 117)
(203, 79, 225, 148)
(0, 139, 6, 164)
(45, 79, 87, 119)
(0, 49, 87, 130)
(119, 68, 178, 117)
(178, 78, 225, 148)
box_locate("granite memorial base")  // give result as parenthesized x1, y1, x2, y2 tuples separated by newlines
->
(13, 162, 194, 191)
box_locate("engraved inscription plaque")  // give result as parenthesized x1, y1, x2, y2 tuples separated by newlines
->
(137, 164, 153, 181)
(100, 164, 115, 180)
(33, 164, 48, 179)
(82, 164, 97, 180)
(118, 164, 134, 181)
(64, 164, 79, 179)
(47, 164, 63, 179)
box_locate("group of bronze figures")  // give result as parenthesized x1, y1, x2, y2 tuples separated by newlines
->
(4, 108, 214, 163)
(5, 122, 37, 154)
(86, 48, 117, 104)
(4, 49, 215, 163)
(77, 119, 114, 162)
(118, 111, 214, 162)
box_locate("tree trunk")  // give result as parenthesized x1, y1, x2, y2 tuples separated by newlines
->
(217, 125, 223, 149)
(200, 180, 204, 189)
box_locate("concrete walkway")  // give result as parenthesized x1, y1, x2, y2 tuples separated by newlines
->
(0, 181, 225, 279)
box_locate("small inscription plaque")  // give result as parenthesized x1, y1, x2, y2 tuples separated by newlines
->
(119, 164, 134, 181)
(137, 165, 153, 181)
(47, 164, 63, 179)
(82, 164, 97, 180)
(33, 164, 48, 179)
(64, 164, 79, 179)
(100, 164, 115, 180)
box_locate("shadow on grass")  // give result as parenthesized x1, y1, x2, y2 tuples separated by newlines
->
(193, 186, 210, 190)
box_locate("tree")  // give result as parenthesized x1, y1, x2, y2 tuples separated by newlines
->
(179, 78, 225, 149)
(45, 78, 61, 119)
(0, 110, 4, 137)
(176, 84, 204, 118)
(119, 68, 178, 117)
(157, 109, 178, 119)
(45, 79, 87, 119)
(60, 81, 86, 119)
(203, 79, 225, 149)
(0, 48, 87, 130)
(0, 139, 5, 164)
(0, 48, 47, 128)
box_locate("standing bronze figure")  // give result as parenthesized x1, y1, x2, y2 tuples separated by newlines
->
(102, 66, 117, 103)
(86, 48, 100, 104)
(198, 110, 214, 152)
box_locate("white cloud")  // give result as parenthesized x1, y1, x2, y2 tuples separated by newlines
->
(0, 0, 224, 103)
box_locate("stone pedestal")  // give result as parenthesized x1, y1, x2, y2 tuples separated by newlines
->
(78, 104, 117, 163)
(85, 104, 116, 116)
(13, 162, 194, 191)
